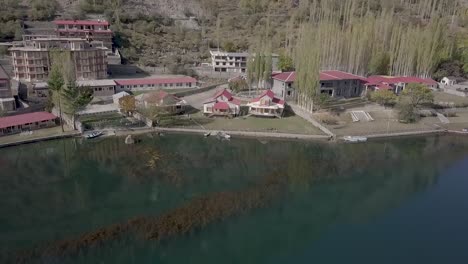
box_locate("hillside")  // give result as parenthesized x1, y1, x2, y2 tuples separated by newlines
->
(1, 0, 468, 79)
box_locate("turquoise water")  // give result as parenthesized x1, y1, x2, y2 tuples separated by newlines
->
(1, 135, 468, 263)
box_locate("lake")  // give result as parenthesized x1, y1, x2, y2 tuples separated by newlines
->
(1, 134, 468, 263)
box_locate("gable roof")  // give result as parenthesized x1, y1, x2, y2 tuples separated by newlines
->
(0, 112, 56, 129)
(367, 76, 437, 86)
(251, 90, 285, 105)
(205, 89, 241, 105)
(139, 90, 182, 105)
(272, 70, 366, 83)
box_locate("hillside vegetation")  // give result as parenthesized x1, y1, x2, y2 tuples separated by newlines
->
(1, 0, 468, 81)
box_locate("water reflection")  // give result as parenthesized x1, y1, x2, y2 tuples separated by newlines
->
(0, 135, 467, 263)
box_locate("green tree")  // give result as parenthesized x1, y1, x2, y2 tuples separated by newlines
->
(369, 52, 390, 75)
(400, 83, 434, 107)
(229, 78, 249, 93)
(47, 64, 65, 132)
(370, 90, 397, 106)
(278, 52, 294, 72)
(30, 0, 59, 21)
(397, 102, 418, 123)
(62, 82, 94, 130)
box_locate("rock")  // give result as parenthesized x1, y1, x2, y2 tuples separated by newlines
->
(125, 135, 135, 145)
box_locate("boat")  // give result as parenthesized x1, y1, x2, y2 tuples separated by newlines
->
(85, 131, 103, 139)
(204, 132, 211, 137)
(343, 136, 367, 143)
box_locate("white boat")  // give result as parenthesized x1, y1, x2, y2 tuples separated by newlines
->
(204, 132, 211, 137)
(85, 131, 103, 139)
(216, 132, 231, 140)
(343, 136, 367, 143)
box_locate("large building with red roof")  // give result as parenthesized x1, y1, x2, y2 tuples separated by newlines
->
(272, 70, 367, 100)
(54, 20, 113, 49)
(203, 89, 241, 117)
(365, 75, 438, 94)
(247, 90, 285, 118)
(0, 112, 57, 136)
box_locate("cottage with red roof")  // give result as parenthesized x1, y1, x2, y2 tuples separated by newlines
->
(135, 90, 187, 115)
(0, 112, 57, 136)
(365, 76, 438, 94)
(203, 89, 241, 117)
(247, 90, 285, 118)
(272, 70, 367, 101)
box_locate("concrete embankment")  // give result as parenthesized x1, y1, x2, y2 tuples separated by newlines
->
(115, 127, 331, 141)
(0, 131, 81, 149)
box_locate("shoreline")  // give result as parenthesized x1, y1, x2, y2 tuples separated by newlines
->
(1, 127, 466, 149)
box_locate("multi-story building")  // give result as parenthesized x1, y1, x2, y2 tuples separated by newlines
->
(9, 37, 108, 82)
(210, 50, 280, 74)
(0, 65, 16, 111)
(54, 20, 113, 49)
(210, 50, 249, 73)
(272, 70, 367, 100)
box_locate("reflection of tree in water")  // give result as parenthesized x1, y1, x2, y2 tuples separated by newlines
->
(2, 135, 468, 263)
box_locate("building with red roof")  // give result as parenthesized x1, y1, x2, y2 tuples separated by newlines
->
(135, 90, 187, 115)
(365, 75, 438, 94)
(54, 20, 113, 49)
(203, 89, 241, 117)
(115, 76, 198, 92)
(247, 90, 285, 118)
(0, 112, 57, 136)
(271, 70, 367, 101)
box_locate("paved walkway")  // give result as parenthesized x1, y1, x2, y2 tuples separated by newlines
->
(437, 113, 450, 124)
(288, 103, 335, 137)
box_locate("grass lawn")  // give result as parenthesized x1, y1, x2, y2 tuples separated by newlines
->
(0, 126, 76, 145)
(165, 112, 325, 135)
(433, 92, 468, 106)
(324, 110, 444, 136)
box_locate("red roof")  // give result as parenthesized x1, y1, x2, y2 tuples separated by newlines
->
(213, 102, 230, 110)
(54, 20, 110, 26)
(367, 76, 437, 86)
(206, 89, 241, 106)
(272, 72, 296, 83)
(114, 77, 197, 86)
(251, 90, 285, 106)
(272, 70, 366, 83)
(0, 112, 56, 129)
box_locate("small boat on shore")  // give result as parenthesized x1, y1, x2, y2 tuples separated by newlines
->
(343, 136, 367, 143)
(204, 132, 211, 137)
(85, 131, 103, 139)
(216, 132, 231, 140)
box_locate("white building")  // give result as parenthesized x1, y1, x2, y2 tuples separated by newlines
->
(210, 50, 249, 73)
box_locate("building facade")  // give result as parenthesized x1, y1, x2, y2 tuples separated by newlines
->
(54, 20, 113, 49)
(10, 38, 108, 82)
(272, 70, 367, 100)
(0, 112, 57, 136)
(135, 90, 187, 115)
(33, 79, 115, 98)
(365, 76, 438, 94)
(247, 90, 285, 118)
(0, 65, 16, 111)
(210, 50, 249, 73)
(115, 77, 198, 92)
